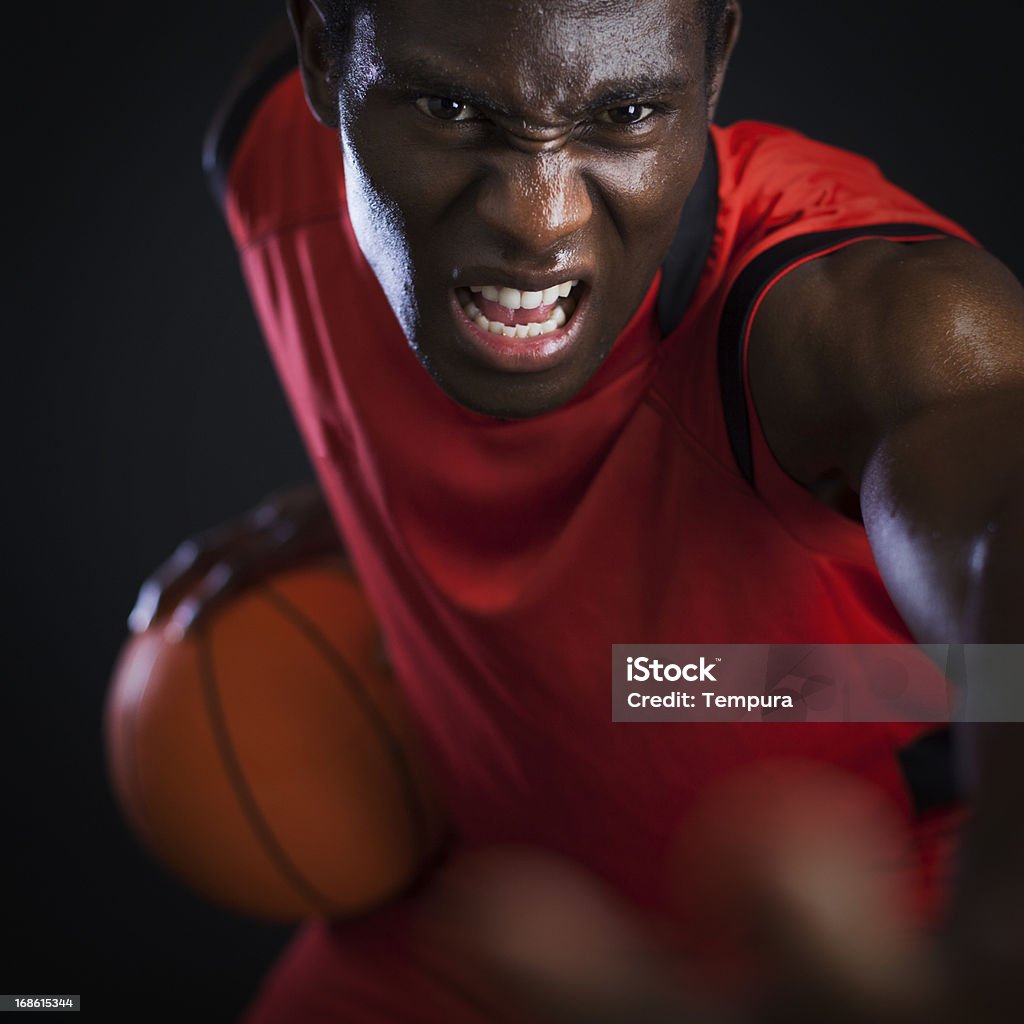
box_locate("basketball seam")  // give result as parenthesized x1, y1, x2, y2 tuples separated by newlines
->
(197, 627, 336, 916)
(257, 582, 435, 865)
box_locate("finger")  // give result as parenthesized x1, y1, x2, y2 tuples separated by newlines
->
(422, 849, 717, 1024)
(162, 528, 319, 640)
(244, 493, 291, 531)
(243, 492, 344, 566)
(128, 537, 205, 633)
(245, 483, 324, 532)
(673, 762, 935, 1024)
(165, 561, 236, 642)
(129, 487, 344, 637)
(129, 519, 268, 634)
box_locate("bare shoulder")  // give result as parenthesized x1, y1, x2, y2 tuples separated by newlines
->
(748, 237, 1024, 494)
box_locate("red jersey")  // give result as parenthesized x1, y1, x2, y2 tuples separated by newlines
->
(221, 67, 975, 1021)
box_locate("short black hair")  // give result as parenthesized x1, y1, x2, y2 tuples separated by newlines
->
(322, 0, 731, 82)
(702, 0, 731, 68)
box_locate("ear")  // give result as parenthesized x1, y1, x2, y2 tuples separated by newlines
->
(707, 0, 742, 123)
(286, 0, 339, 128)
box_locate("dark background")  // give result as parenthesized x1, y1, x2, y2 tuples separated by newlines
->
(6, 1, 1022, 1020)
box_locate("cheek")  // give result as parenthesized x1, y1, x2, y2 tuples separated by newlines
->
(610, 120, 708, 243)
(587, 105, 709, 247)
(606, 153, 690, 219)
(592, 147, 705, 271)
(340, 128, 419, 328)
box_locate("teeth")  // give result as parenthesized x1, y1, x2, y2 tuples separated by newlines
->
(467, 310, 569, 338)
(498, 287, 521, 309)
(467, 280, 578, 311)
(461, 280, 581, 339)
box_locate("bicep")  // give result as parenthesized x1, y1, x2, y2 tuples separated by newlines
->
(749, 237, 1024, 492)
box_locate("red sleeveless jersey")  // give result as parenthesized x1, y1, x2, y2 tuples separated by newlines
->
(225, 71, 976, 1014)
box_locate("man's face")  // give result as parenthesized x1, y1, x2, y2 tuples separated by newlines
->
(322, 0, 724, 418)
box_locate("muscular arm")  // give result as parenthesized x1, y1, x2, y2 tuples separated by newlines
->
(751, 239, 1024, 641)
(750, 238, 1024, 1018)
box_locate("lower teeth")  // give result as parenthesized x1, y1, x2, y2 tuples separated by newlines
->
(462, 293, 576, 338)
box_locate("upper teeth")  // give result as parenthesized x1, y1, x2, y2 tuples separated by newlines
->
(471, 280, 578, 310)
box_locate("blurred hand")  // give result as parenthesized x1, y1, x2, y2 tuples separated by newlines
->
(421, 765, 975, 1024)
(128, 482, 344, 640)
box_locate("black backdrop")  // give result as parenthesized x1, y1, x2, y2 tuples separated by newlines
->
(6, 1, 1023, 1020)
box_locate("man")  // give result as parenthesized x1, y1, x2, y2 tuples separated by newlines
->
(133, 1, 1023, 1020)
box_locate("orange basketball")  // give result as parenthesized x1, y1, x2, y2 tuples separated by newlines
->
(104, 557, 447, 922)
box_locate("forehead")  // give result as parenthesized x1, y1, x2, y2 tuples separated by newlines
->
(354, 0, 704, 114)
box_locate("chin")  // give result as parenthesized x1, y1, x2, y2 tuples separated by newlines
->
(424, 346, 603, 421)
(406, 283, 611, 418)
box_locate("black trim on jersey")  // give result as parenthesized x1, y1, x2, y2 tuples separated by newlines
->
(202, 18, 298, 210)
(657, 145, 720, 337)
(717, 223, 956, 486)
(898, 726, 961, 815)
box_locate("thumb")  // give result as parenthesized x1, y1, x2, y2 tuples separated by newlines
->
(675, 761, 936, 1023)
(424, 847, 717, 1024)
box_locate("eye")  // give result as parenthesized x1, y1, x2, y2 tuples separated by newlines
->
(415, 96, 479, 122)
(599, 103, 656, 126)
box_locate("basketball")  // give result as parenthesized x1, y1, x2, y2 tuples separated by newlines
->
(104, 556, 447, 922)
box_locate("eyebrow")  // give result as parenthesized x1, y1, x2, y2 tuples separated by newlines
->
(381, 58, 690, 117)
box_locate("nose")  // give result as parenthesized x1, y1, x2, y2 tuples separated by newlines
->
(474, 148, 593, 256)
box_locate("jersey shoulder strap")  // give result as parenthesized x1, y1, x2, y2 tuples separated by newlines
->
(656, 144, 720, 337)
(715, 222, 959, 487)
(656, 124, 968, 487)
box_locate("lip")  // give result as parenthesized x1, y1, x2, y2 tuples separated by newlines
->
(448, 283, 590, 374)
(455, 267, 590, 294)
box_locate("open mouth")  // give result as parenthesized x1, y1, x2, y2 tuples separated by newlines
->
(455, 280, 582, 339)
